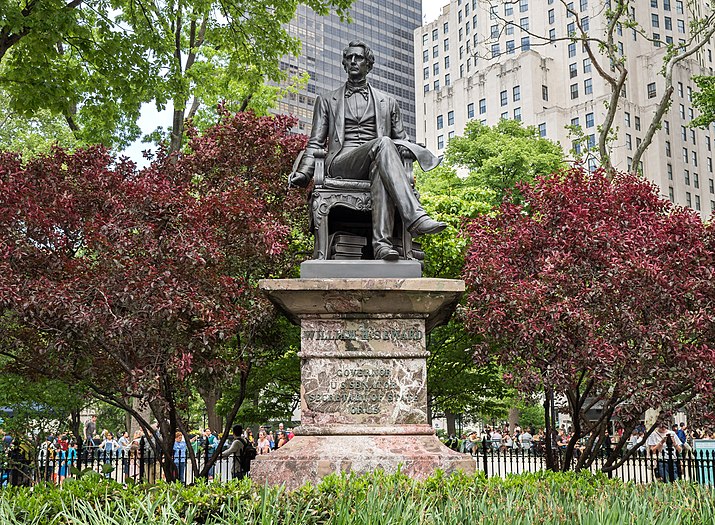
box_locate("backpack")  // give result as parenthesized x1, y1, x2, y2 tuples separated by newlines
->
(238, 438, 257, 472)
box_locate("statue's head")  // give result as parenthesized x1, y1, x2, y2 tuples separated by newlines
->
(342, 41, 374, 80)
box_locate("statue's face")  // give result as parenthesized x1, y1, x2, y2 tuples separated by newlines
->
(342, 46, 371, 81)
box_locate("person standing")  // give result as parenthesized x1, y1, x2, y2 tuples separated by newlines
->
(647, 421, 683, 482)
(220, 425, 246, 480)
(84, 415, 97, 445)
(173, 432, 188, 484)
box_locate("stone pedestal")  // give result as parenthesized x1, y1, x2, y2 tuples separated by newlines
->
(252, 278, 474, 489)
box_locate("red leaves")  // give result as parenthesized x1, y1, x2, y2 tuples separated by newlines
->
(463, 167, 715, 422)
(1, 111, 306, 403)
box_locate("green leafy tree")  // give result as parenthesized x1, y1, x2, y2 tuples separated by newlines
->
(692, 75, 715, 128)
(0, 0, 353, 150)
(445, 119, 566, 205)
(415, 165, 506, 434)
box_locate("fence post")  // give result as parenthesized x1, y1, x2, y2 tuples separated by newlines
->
(666, 438, 676, 482)
(482, 437, 489, 478)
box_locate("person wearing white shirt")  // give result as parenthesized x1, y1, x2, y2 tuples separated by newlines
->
(646, 422, 682, 482)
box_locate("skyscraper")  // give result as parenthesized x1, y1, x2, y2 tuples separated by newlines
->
(415, 0, 715, 217)
(275, 1, 422, 139)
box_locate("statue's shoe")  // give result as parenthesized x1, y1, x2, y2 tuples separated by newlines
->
(408, 216, 447, 236)
(375, 247, 400, 261)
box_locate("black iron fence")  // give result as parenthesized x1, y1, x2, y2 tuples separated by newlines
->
(468, 437, 715, 484)
(2, 438, 714, 487)
(1, 441, 238, 486)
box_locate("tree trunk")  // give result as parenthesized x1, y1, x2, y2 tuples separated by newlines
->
(445, 411, 457, 436)
(508, 407, 520, 433)
(198, 386, 223, 433)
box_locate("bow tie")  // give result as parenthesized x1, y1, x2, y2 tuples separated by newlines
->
(345, 84, 369, 100)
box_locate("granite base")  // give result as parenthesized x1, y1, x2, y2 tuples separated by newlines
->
(249, 433, 475, 489)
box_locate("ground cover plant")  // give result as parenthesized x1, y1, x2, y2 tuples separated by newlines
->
(1, 470, 713, 525)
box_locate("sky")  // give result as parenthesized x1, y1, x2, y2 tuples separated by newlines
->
(122, 0, 449, 166)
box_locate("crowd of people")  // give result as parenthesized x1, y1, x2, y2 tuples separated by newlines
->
(0, 416, 296, 487)
(444, 421, 711, 461)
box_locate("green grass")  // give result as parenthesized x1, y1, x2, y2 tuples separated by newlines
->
(1, 470, 713, 524)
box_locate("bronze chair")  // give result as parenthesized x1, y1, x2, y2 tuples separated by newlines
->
(308, 149, 417, 260)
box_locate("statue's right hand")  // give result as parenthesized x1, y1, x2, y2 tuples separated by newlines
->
(288, 171, 309, 188)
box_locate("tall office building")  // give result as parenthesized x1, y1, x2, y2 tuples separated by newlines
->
(275, 1, 422, 139)
(415, 0, 715, 217)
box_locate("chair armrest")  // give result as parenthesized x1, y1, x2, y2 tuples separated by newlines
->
(314, 149, 327, 186)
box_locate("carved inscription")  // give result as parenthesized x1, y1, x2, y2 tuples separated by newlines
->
(302, 326, 423, 343)
(302, 359, 427, 424)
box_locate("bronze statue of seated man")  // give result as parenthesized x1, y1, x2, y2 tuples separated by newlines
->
(289, 40, 446, 261)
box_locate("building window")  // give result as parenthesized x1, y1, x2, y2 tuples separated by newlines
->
(582, 16, 590, 31)
(683, 147, 689, 163)
(491, 43, 500, 57)
(647, 83, 657, 98)
(500, 90, 508, 106)
(449, 130, 455, 140)
(422, 34, 428, 46)
(664, 16, 672, 30)
(684, 169, 690, 185)
(479, 98, 487, 114)
(665, 141, 671, 157)
(433, 63, 439, 76)
(568, 43, 576, 57)
(521, 36, 530, 50)
(520, 17, 529, 30)
(437, 115, 444, 130)
(695, 195, 701, 211)
(676, 0, 684, 13)
(667, 163, 673, 180)
(444, 22, 449, 33)
(513, 85, 521, 101)
(507, 40, 515, 53)
(569, 63, 578, 78)
(664, 120, 670, 134)
(448, 110, 454, 126)
(694, 173, 700, 188)
(549, 28, 556, 41)
(586, 112, 594, 128)
(567, 21, 576, 36)
(514, 107, 522, 121)
(626, 133, 632, 150)
(587, 134, 595, 148)
(501, 111, 508, 119)
(444, 39, 450, 51)
(664, 0, 671, 9)
(445, 74, 451, 86)
(651, 14, 659, 27)
(437, 135, 444, 149)
(434, 79, 440, 90)
(635, 116, 641, 131)
(677, 19, 685, 33)
(433, 45, 439, 58)
(424, 84, 429, 94)
(710, 179, 714, 193)
(505, 2, 514, 15)
(539, 122, 547, 137)
(423, 67, 429, 80)
(686, 192, 692, 207)
(624, 112, 631, 126)
(467, 103, 475, 119)
(491, 24, 499, 38)
(548, 9, 555, 23)
(584, 78, 593, 94)
(583, 58, 592, 73)
(579, 0, 587, 10)
(693, 151, 698, 166)
(669, 187, 674, 202)
(542, 85, 549, 101)
(423, 50, 429, 63)
(433, 29, 439, 41)
(570, 83, 579, 99)
(445, 56, 450, 68)
(519, 0, 529, 12)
